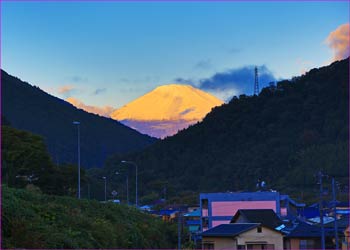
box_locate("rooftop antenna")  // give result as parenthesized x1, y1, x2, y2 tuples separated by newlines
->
(254, 66, 259, 95)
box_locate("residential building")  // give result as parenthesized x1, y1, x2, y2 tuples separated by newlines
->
(184, 209, 201, 243)
(150, 209, 178, 222)
(200, 192, 305, 232)
(202, 223, 283, 250)
(284, 220, 324, 249)
(230, 209, 283, 230)
(342, 226, 349, 250)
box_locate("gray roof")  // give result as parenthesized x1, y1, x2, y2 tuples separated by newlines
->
(202, 223, 259, 237)
(231, 209, 283, 229)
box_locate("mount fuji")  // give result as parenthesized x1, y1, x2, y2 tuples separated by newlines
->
(110, 84, 223, 138)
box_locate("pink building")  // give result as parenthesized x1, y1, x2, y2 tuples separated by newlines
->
(200, 192, 304, 232)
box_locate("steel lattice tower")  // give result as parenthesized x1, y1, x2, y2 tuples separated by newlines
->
(254, 66, 259, 95)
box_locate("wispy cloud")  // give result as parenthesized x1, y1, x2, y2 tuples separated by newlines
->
(69, 76, 88, 83)
(58, 85, 76, 96)
(199, 65, 275, 92)
(174, 77, 195, 85)
(93, 88, 106, 95)
(228, 48, 240, 54)
(174, 65, 276, 102)
(194, 59, 212, 70)
(326, 23, 350, 61)
(66, 97, 115, 117)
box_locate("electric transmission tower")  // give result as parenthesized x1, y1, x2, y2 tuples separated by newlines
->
(254, 66, 259, 95)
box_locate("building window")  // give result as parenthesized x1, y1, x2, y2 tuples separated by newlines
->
(247, 244, 274, 250)
(299, 239, 315, 249)
(202, 217, 209, 228)
(203, 242, 214, 250)
(202, 199, 208, 209)
(257, 226, 262, 233)
(202, 199, 209, 217)
(263, 244, 275, 250)
(237, 245, 246, 250)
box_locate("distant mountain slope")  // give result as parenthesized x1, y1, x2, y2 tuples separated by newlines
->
(111, 84, 223, 138)
(107, 58, 349, 197)
(1, 70, 156, 168)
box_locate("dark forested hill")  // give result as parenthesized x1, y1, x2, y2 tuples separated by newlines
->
(106, 58, 349, 201)
(2, 186, 177, 249)
(1, 70, 156, 168)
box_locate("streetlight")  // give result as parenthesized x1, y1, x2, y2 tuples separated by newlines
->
(121, 160, 138, 207)
(72, 121, 81, 199)
(116, 171, 129, 205)
(317, 171, 326, 250)
(102, 176, 107, 202)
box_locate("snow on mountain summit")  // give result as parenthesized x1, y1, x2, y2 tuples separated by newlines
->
(110, 84, 223, 122)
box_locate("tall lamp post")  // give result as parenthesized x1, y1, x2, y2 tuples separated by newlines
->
(317, 171, 326, 250)
(72, 121, 81, 199)
(116, 171, 129, 205)
(121, 160, 138, 207)
(102, 176, 107, 202)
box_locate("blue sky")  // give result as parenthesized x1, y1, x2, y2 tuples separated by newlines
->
(2, 1, 349, 109)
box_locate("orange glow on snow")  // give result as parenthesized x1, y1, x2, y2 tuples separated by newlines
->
(110, 84, 223, 121)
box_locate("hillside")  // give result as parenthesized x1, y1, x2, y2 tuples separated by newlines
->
(111, 84, 223, 138)
(2, 123, 86, 196)
(1, 185, 177, 248)
(1, 70, 156, 168)
(105, 58, 349, 201)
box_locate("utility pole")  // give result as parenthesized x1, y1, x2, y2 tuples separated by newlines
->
(332, 177, 339, 250)
(102, 176, 107, 202)
(88, 183, 91, 199)
(73, 121, 81, 199)
(318, 171, 326, 250)
(121, 161, 138, 207)
(178, 212, 181, 250)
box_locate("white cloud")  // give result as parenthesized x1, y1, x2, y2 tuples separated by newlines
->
(66, 97, 115, 117)
(326, 23, 350, 61)
(58, 85, 76, 96)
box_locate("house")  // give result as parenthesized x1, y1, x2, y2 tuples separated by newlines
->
(284, 220, 323, 249)
(342, 225, 349, 250)
(303, 201, 350, 218)
(283, 217, 348, 250)
(324, 215, 350, 250)
(139, 205, 152, 212)
(184, 209, 201, 242)
(200, 192, 305, 232)
(230, 209, 284, 230)
(150, 209, 178, 222)
(202, 223, 284, 250)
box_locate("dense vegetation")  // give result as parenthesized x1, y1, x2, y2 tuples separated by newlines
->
(2, 185, 177, 249)
(100, 58, 349, 203)
(1, 69, 156, 168)
(2, 123, 86, 196)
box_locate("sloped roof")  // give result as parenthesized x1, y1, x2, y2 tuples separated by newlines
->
(280, 195, 305, 207)
(231, 209, 283, 229)
(202, 223, 259, 237)
(324, 215, 350, 229)
(150, 209, 178, 216)
(286, 221, 323, 238)
(184, 209, 200, 217)
(300, 207, 319, 219)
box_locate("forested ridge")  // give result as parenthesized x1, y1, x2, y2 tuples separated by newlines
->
(103, 58, 349, 202)
(1, 70, 156, 169)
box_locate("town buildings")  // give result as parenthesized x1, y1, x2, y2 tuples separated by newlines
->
(199, 192, 349, 250)
(200, 192, 305, 232)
